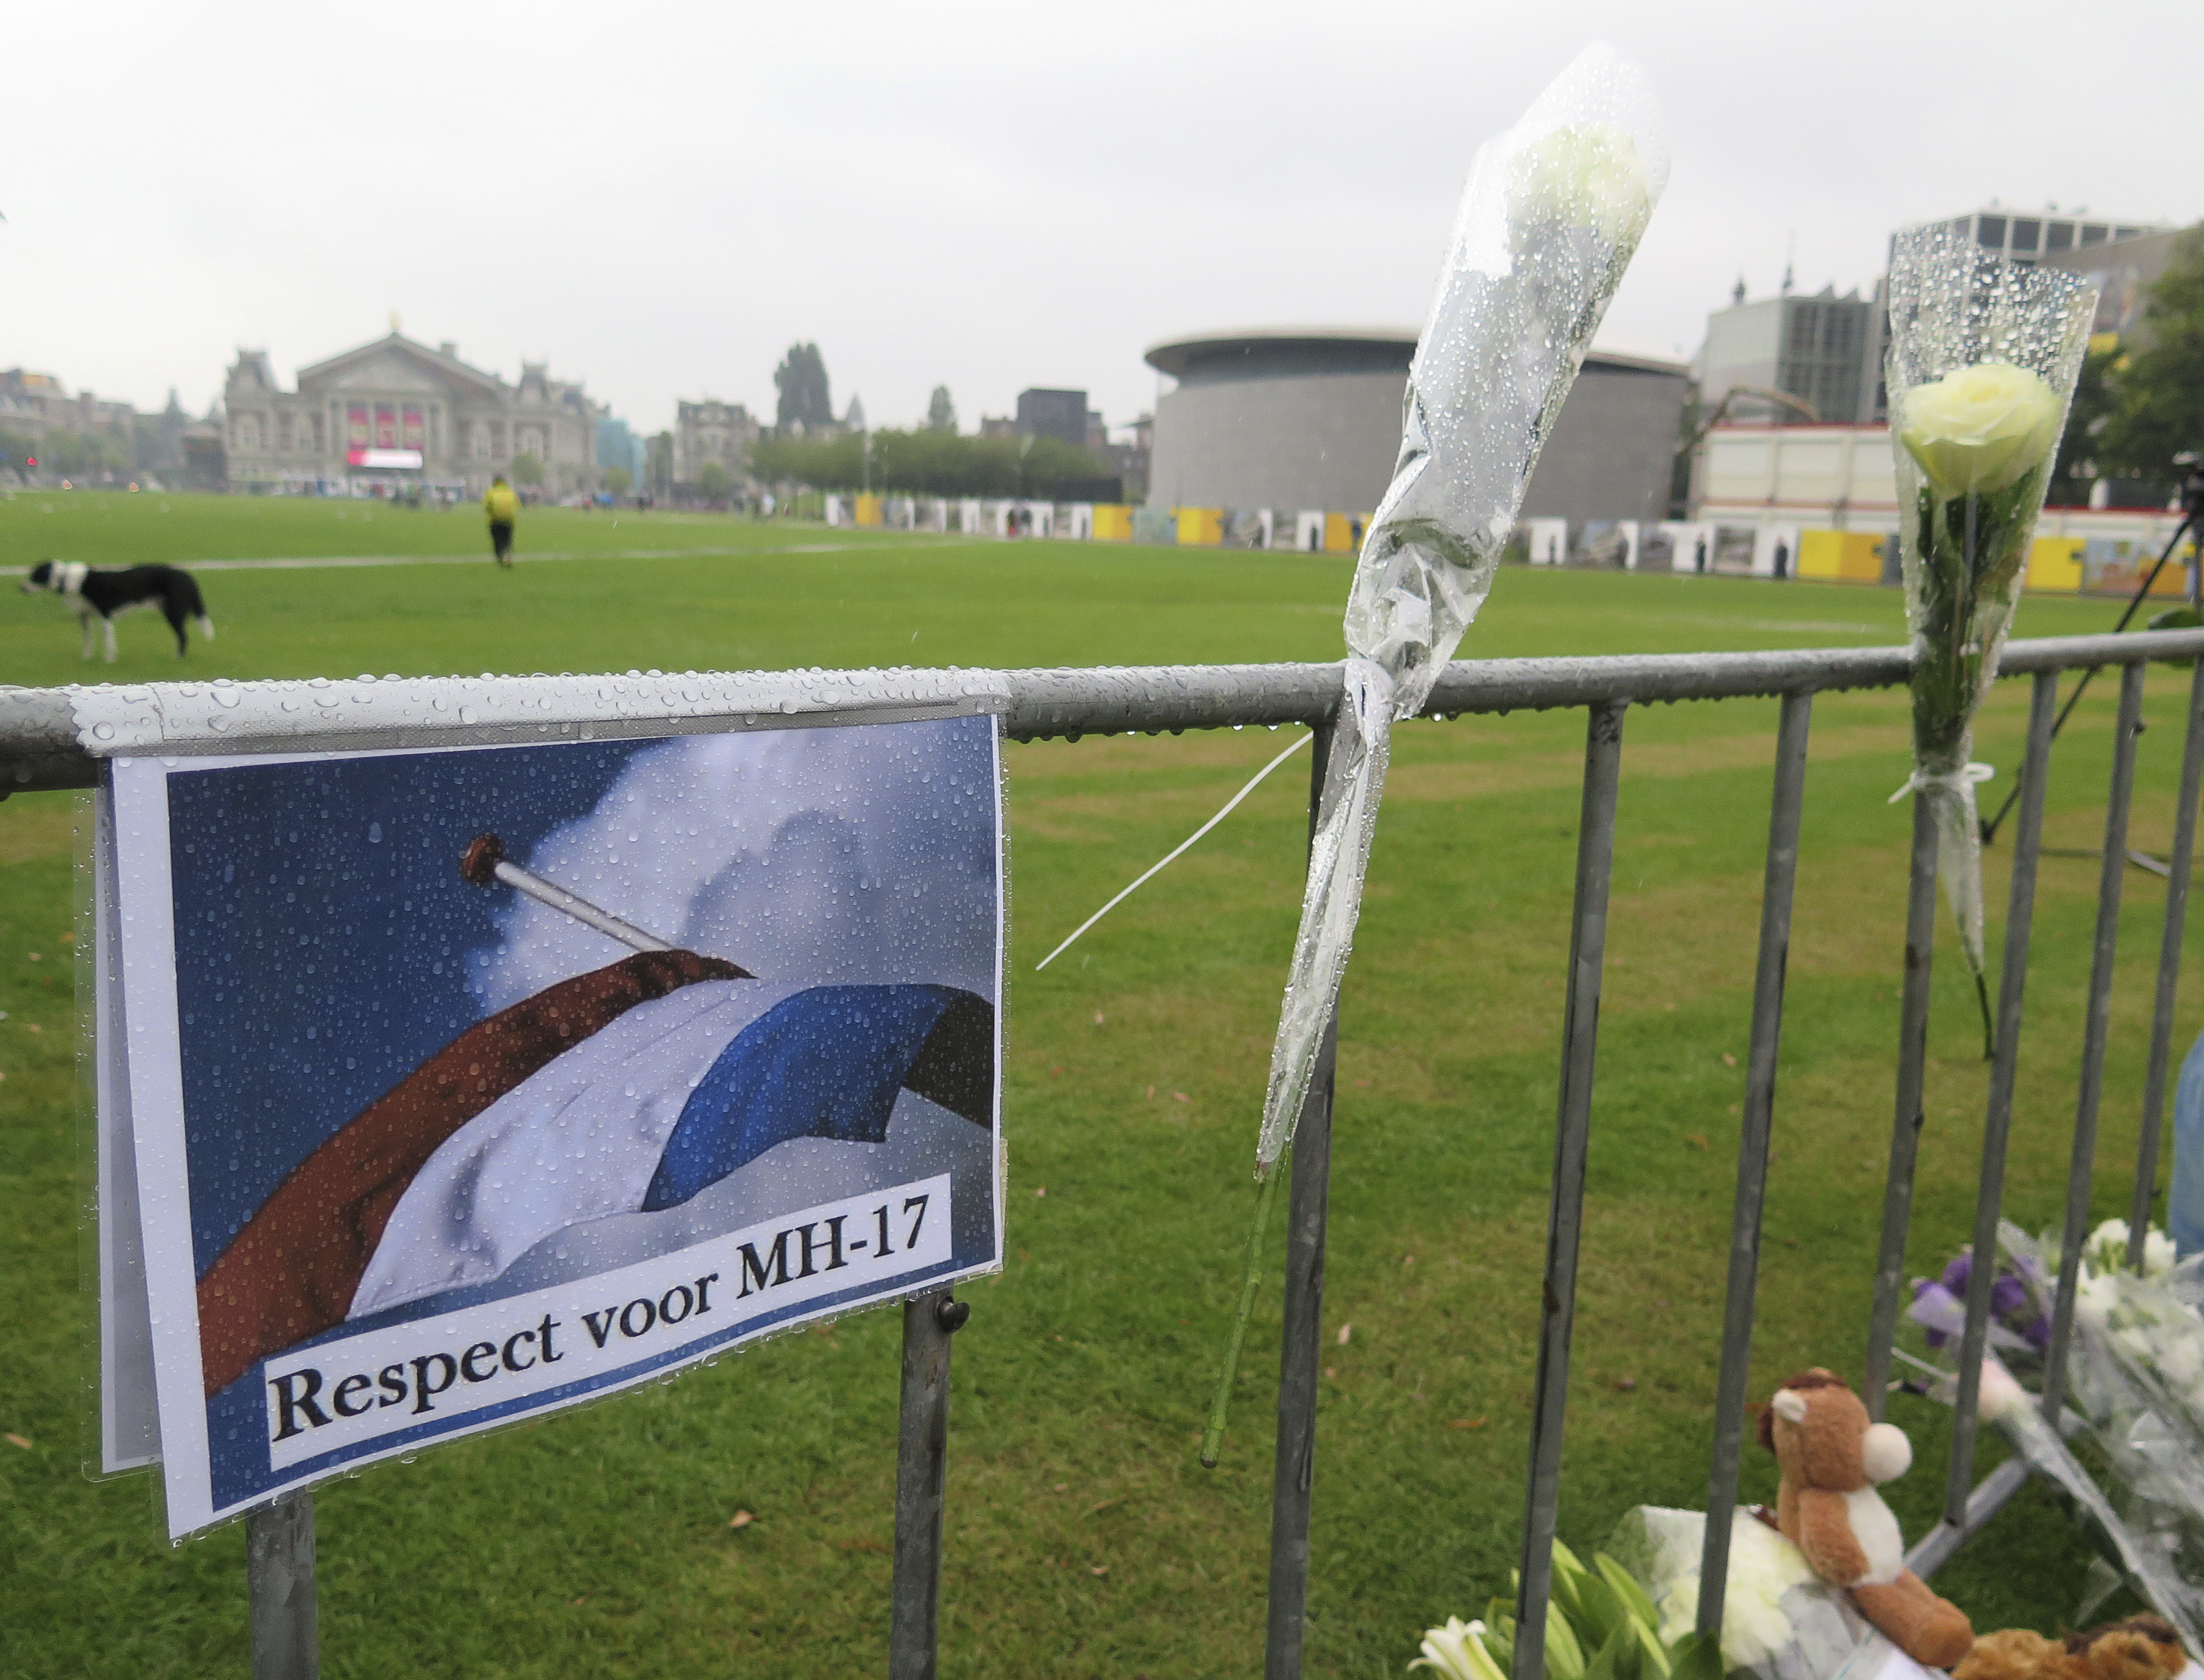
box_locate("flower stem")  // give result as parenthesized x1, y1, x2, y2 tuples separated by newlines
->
(1200, 1155, 1286, 1468)
(1974, 968, 1995, 1062)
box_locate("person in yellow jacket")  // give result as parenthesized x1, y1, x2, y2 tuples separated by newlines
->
(484, 476, 521, 568)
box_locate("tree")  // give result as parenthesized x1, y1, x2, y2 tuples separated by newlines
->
(649, 432, 674, 497)
(510, 452, 544, 488)
(603, 465, 633, 497)
(697, 460, 732, 502)
(927, 386, 957, 433)
(773, 343, 834, 432)
(749, 427, 1103, 499)
(2048, 345, 2121, 506)
(2098, 229, 2204, 491)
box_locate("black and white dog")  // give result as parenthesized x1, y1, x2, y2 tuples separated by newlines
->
(21, 560, 214, 662)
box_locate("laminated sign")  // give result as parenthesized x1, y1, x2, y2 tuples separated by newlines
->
(94, 711, 1005, 1537)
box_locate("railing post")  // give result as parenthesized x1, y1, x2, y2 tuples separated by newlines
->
(246, 1492, 318, 1680)
(1697, 689, 1813, 1636)
(1265, 721, 1340, 1680)
(890, 1290, 967, 1680)
(1512, 701, 1628, 1680)
(2130, 656, 2204, 1261)
(2045, 664, 2149, 1421)
(1939, 671, 2060, 1534)
(1864, 789, 1942, 1417)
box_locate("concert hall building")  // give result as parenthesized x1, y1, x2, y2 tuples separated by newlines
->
(221, 332, 603, 496)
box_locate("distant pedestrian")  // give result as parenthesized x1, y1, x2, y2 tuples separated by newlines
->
(484, 475, 520, 568)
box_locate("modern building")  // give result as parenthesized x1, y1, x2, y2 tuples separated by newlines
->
(1143, 326, 1691, 524)
(220, 332, 603, 495)
(596, 415, 646, 485)
(1898, 206, 2173, 269)
(1014, 388, 1089, 450)
(1695, 283, 1883, 426)
(673, 400, 759, 487)
(2037, 224, 2196, 348)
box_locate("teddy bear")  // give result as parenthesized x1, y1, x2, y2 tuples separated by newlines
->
(1758, 1368, 1974, 1668)
(1956, 1616, 2188, 1680)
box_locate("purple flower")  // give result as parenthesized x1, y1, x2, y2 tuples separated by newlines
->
(1989, 1272, 2029, 1321)
(1941, 1252, 1974, 1294)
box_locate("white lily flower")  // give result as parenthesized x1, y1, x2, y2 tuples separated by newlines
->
(1412, 1616, 1509, 1680)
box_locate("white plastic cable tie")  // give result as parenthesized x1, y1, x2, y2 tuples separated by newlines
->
(1888, 762, 1995, 804)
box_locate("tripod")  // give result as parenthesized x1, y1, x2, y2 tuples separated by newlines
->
(1980, 460, 2204, 854)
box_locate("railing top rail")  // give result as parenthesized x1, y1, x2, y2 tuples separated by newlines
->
(4, 628, 2202, 795)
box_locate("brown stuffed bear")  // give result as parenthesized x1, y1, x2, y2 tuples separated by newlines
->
(1956, 1616, 2188, 1680)
(1758, 1368, 1974, 1668)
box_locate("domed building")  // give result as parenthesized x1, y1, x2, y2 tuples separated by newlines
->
(1143, 325, 1690, 525)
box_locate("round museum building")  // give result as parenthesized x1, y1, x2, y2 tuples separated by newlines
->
(1143, 326, 1690, 525)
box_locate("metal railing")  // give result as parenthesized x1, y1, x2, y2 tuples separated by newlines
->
(8, 624, 2203, 1680)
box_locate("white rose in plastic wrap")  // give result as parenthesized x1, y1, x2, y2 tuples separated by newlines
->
(2076, 1268, 2121, 1333)
(1977, 1356, 2028, 1424)
(2084, 1219, 2133, 1271)
(1506, 122, 1654, 251)
(1897, 361, 2062, 496)
(2143, 1227, 2177, 1277)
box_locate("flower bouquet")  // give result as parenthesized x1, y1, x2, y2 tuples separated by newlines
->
(1411, 1534, 1722, 1680)
(1606, 1506, 1888, 1680)
(1411, 1513, 1893, 1680)
(1205, 41, 1668, 1462)
(1902, 1220, 2204, 1644)
(1883, 226, 2095, 1054)
(1905, 1244, 2051, 1379)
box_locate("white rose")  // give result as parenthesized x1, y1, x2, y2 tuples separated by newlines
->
(1977, 1357, 2028, 1422)
(1897, 361, 2062, 496)
(1507, 122, 1654, 251)
(2076, 1269, 2121, 1333)
(2145, 1228, 2178, 1277)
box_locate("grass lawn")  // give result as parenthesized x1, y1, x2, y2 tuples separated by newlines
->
(0, 493, 2189, 1677)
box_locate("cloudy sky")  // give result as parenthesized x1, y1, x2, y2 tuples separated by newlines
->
(8, 0, 2196, 439)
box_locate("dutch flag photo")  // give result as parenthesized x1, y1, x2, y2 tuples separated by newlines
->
(153, 715, 1001, 1502)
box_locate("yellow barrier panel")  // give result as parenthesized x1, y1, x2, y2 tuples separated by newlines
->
(854, 495, 883, 528)
(1176, 507, 1224, 547)
(1091, 504, 1134, 542)
(1323, 512, 1357, 554)
(1796, 530, 1884, 583)
(2024, 537, 2085, 594)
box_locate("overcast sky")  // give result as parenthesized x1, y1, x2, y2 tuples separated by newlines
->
(8, 0, 2196, 439)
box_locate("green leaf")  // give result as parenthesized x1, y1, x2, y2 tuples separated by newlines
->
(1545, 1599, 1587, 1680)
(1486, 1602, 1519, 1662)
(1666, 1630, 1725, 1680)
(1568, 1574, 1628, 1655)
(1546, 1546, 1589, 1628)
(1594, 1554, 1664, 1642)
(1581, 1620, 1638, 1680)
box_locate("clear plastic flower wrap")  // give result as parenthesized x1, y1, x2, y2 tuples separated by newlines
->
(1901, 1220, 2204, 1644)
(1605, 1506, 1886, 1680)
(1257, 40, 1668, 1173)
(1201, 43, 1668, 1469)
(1883, 227, 2094, 1052)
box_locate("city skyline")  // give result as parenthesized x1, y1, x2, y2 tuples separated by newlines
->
(6, 0, 2197, 436)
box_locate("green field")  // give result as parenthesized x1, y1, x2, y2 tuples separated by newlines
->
(0, 493, 2187, 1676)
